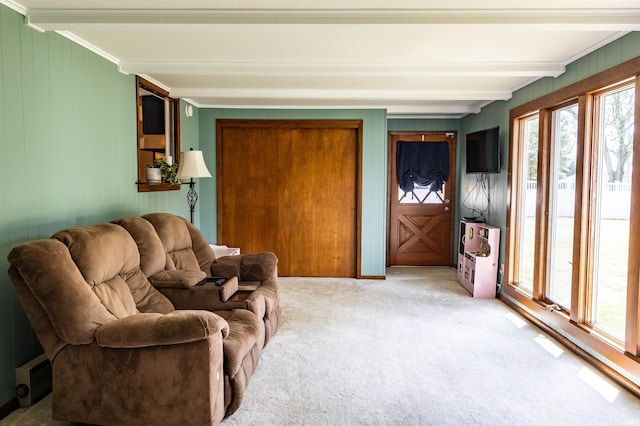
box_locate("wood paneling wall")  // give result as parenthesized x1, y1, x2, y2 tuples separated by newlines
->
(0, 4, 198, 409)
(2, 0, 639, 412)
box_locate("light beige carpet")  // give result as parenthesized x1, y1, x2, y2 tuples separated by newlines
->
(3, 267, 640, 425)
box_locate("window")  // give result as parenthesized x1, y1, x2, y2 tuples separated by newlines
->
(513, 114, 538, 295)
(136, 76, 180, 192)
(590, 83, 635, 341)
(546, 103, 578, 310)
(506, 57, 640, 373)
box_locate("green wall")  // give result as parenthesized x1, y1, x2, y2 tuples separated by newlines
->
(0, 5, 198, 407)
(198, 108, 388, 278)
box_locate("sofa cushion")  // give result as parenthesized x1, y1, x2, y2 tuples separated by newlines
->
(111, 216, 166, 277)
(214, 309, 262, 377)
(124, 269, 174, 314)
(143, 213, 201, 271)
(184, 219, 216, 269)
(53, 223, 173, 316)
(92, 275, 137, 318)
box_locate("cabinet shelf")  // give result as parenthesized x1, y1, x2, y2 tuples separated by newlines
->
(137, 182, 180, 192)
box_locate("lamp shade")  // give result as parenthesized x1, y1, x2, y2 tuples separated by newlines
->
(176, 150, 212, 179)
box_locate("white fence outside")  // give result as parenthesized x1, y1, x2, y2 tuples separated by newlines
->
(525, 181, 631, 219)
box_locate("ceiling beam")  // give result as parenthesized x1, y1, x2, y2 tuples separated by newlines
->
(184, 98, 480, 118)
(171, 87, 513, 101)
(26, 8, 640, 31)
(386, 104, 482, 117)
(120, 61, 565, 78)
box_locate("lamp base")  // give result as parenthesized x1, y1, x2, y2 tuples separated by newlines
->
(186, 178, 198, 223)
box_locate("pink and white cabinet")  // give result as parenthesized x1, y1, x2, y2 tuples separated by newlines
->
(457, 220, 500, 298)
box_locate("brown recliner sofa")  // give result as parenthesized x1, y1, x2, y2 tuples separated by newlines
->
(7, 220, 275, 425)
(113, 212, 281, 347)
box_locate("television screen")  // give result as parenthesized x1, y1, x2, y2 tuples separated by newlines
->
(466, 126, 500, 174)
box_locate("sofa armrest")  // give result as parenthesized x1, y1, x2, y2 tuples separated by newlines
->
(210, 251, 278, 281)
(150, 270, 206, 288)
(95, 311, 229, 348)
(210, 276, 239, 302)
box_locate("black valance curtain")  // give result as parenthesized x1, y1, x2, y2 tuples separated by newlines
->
(396, 141, 449, 193)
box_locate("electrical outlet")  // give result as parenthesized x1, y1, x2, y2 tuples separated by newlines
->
(500, 263, 505, 275)
(463, 183, 469, 192)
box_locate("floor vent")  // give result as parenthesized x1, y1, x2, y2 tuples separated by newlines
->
(15, 354, 52, 407)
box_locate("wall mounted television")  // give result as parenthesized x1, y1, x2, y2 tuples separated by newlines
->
(465, 126, 500, 174)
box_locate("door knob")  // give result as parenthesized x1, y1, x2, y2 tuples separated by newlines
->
(444, 207, 450, 212)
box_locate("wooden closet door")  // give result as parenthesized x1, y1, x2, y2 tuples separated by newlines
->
(217, 120, 361, 277)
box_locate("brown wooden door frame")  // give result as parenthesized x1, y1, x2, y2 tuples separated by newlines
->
(387, 131, 457, 266)
(216, 119, 363, 278)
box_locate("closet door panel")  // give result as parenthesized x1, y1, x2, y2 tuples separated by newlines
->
(217, 120, 360, 277)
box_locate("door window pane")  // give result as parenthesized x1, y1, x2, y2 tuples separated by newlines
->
(547, 105, 578, 309)
(592, 85, 634, 340)
(398, 182, 446, 204)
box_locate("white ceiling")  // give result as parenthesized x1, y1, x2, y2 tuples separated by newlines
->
(4, 0, 640, 118)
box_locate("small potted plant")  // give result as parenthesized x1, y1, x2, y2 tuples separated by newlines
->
(147, 157, 179, 185)
(146, 162, 162, 184)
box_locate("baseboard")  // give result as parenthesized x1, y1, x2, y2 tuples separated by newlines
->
(499, 294, 640, 399)
(0, 397, 19, 421)
(357, 275, 385, 280)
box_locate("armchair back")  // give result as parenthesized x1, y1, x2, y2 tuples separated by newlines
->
(143, 212, 216, 273)
(7, 224, 174, 357)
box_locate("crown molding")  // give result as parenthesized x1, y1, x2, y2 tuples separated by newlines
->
(0, 0, 26, 15)
(55, 31, 122, 65)
(25, 8, 640, 29)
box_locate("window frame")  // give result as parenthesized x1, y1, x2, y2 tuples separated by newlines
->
(505, 56, 640, 378)
(585, 81, 636, 344)
(544, 100, 580, 312)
